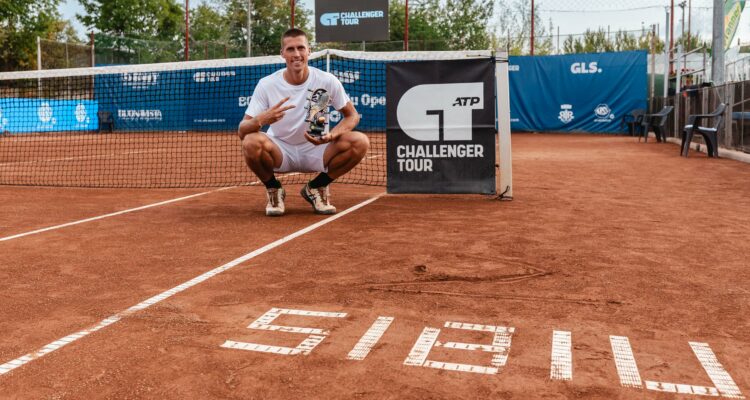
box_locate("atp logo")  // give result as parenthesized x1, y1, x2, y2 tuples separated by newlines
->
(396, 83, 484, 141)
(320, 13, 340, 26)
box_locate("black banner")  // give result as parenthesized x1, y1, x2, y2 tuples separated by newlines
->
(386, 59, 496, 194)
(315, 0, 389, 42)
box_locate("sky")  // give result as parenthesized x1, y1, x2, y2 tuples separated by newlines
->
(58, 0, 750, 48)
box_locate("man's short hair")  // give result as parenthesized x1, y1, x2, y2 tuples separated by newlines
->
(281, 28, 308, 48)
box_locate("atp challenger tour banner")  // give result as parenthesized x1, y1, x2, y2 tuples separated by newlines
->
(315, 0, 389, 42)
(509, 51, 647, 133)
(386, 59, 496, 194)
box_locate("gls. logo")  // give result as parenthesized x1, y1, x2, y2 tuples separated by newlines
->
(396, 83, 483, 141)
(571, 62, 602, 74)
(320, 13, 340, 26)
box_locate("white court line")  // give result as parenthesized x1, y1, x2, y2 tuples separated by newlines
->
(0, 186, 237, 242)
(0, 171, 313, 243)
(551, 330, 572, 381)
(610, 335, 643, 388)
(347, 316, 394, 361)
(0, 193, 383, 376)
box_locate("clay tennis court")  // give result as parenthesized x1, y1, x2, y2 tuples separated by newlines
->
(1, 133, 749, 399)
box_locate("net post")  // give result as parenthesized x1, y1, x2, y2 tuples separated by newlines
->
(495, 50, 513, 200)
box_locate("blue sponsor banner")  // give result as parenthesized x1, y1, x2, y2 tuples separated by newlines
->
(186, 63, 285, 131)
(95, 63, 287, 132)
(93, 59, 387, 133)
(0, 98, 98, 133)
(96, 70, 188, 131)
(508, 51, 647, 133)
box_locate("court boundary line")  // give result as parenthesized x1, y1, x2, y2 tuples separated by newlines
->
(0, 186, 238, 242)
(0, 193, 383, 376)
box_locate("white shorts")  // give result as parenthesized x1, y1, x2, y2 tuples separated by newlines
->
(266, 134, 330, 173)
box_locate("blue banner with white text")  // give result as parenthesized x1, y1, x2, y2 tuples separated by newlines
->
(0, 98, 98, 133)
(508, 51, 647, 133)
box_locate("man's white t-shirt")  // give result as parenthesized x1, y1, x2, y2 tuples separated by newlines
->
(245, 66, 349, 145)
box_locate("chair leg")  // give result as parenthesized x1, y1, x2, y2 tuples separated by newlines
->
(682, 129, 695, 157)
(705, 132, 719, 157)
(680, 129, 687, 155)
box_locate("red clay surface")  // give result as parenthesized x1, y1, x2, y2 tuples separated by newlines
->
(1, 133, 749, 399)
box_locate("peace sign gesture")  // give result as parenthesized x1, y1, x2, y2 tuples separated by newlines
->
(258, 97, 295, 126)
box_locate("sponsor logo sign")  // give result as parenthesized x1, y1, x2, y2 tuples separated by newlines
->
(315, 0, 389, 42)
(193, 70, 236, 83)
(558, 104, 574, 124)
(593, 103, 615, 123)
(117, 109, 163, 121)
(570, 62, 602, 74)
(386, 59, 496, 194)
(121, 72, 159, 89)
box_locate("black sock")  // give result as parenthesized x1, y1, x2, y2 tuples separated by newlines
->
(308, 172, 334, 189)
(263, 176, 282, 189)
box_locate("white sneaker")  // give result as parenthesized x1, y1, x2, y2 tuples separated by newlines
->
(300, 184, 336, 215)
(265, 187, 285, 216)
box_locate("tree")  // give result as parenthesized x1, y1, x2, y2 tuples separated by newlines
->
(221, 0, 313, 56)
(441, 0, 494, 50)
(496, 0, 554, 55)
(563, 29, 665, 54)
(78, 0, 185, 62)
(388, 0, 494, 51)
(0, 0, 72, 71)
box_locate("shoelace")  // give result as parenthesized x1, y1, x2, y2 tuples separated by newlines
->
(309, 186, 329, 206)
(268, 189, 280, 207)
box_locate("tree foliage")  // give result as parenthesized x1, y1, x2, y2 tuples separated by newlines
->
(388, 0, 494, 50)
(221, 0, 313, 56)
(495, 0, 554, 55)
(0, 0, 75, 71)
(562, 28, 665, 54)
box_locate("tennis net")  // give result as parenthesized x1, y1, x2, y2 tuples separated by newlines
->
(0, 50, 492, 188)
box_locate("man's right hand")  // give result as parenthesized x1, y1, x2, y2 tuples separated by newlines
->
(256, 97, 295, 126)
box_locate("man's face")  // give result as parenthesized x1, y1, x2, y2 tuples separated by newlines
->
(281, 35, 310, 73)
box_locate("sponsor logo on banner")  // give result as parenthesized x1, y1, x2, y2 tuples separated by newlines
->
(331, 70, 360, 83)
(74, 103, 91, 126)
(122, 72, 159, 88)
(396, 83, 484, 141)
(593, 103, 615, 122)
(508, 65, 520, 72)
(320, 12, 341, 26)
(37, 102, 57, 128)
(238, 96, 252, 107)
(570, 62, 602, 74)
(0, 108, 7, 130)
(193, 70, 236, 83)
(386, 59, 495, 194)
(320, 10, 384, 26)
(558, 104, 574, 124)
(118, 109, 163, 121)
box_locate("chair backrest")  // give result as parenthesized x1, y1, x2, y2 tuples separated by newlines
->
(709, 103, 727, 130)
(97, 111, 113, 123)
(655, 106, 674, 126)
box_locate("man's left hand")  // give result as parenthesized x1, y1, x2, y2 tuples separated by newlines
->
(305, 131, 337, 145)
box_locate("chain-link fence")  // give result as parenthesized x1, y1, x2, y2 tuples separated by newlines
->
(38, 39, 93, 69)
